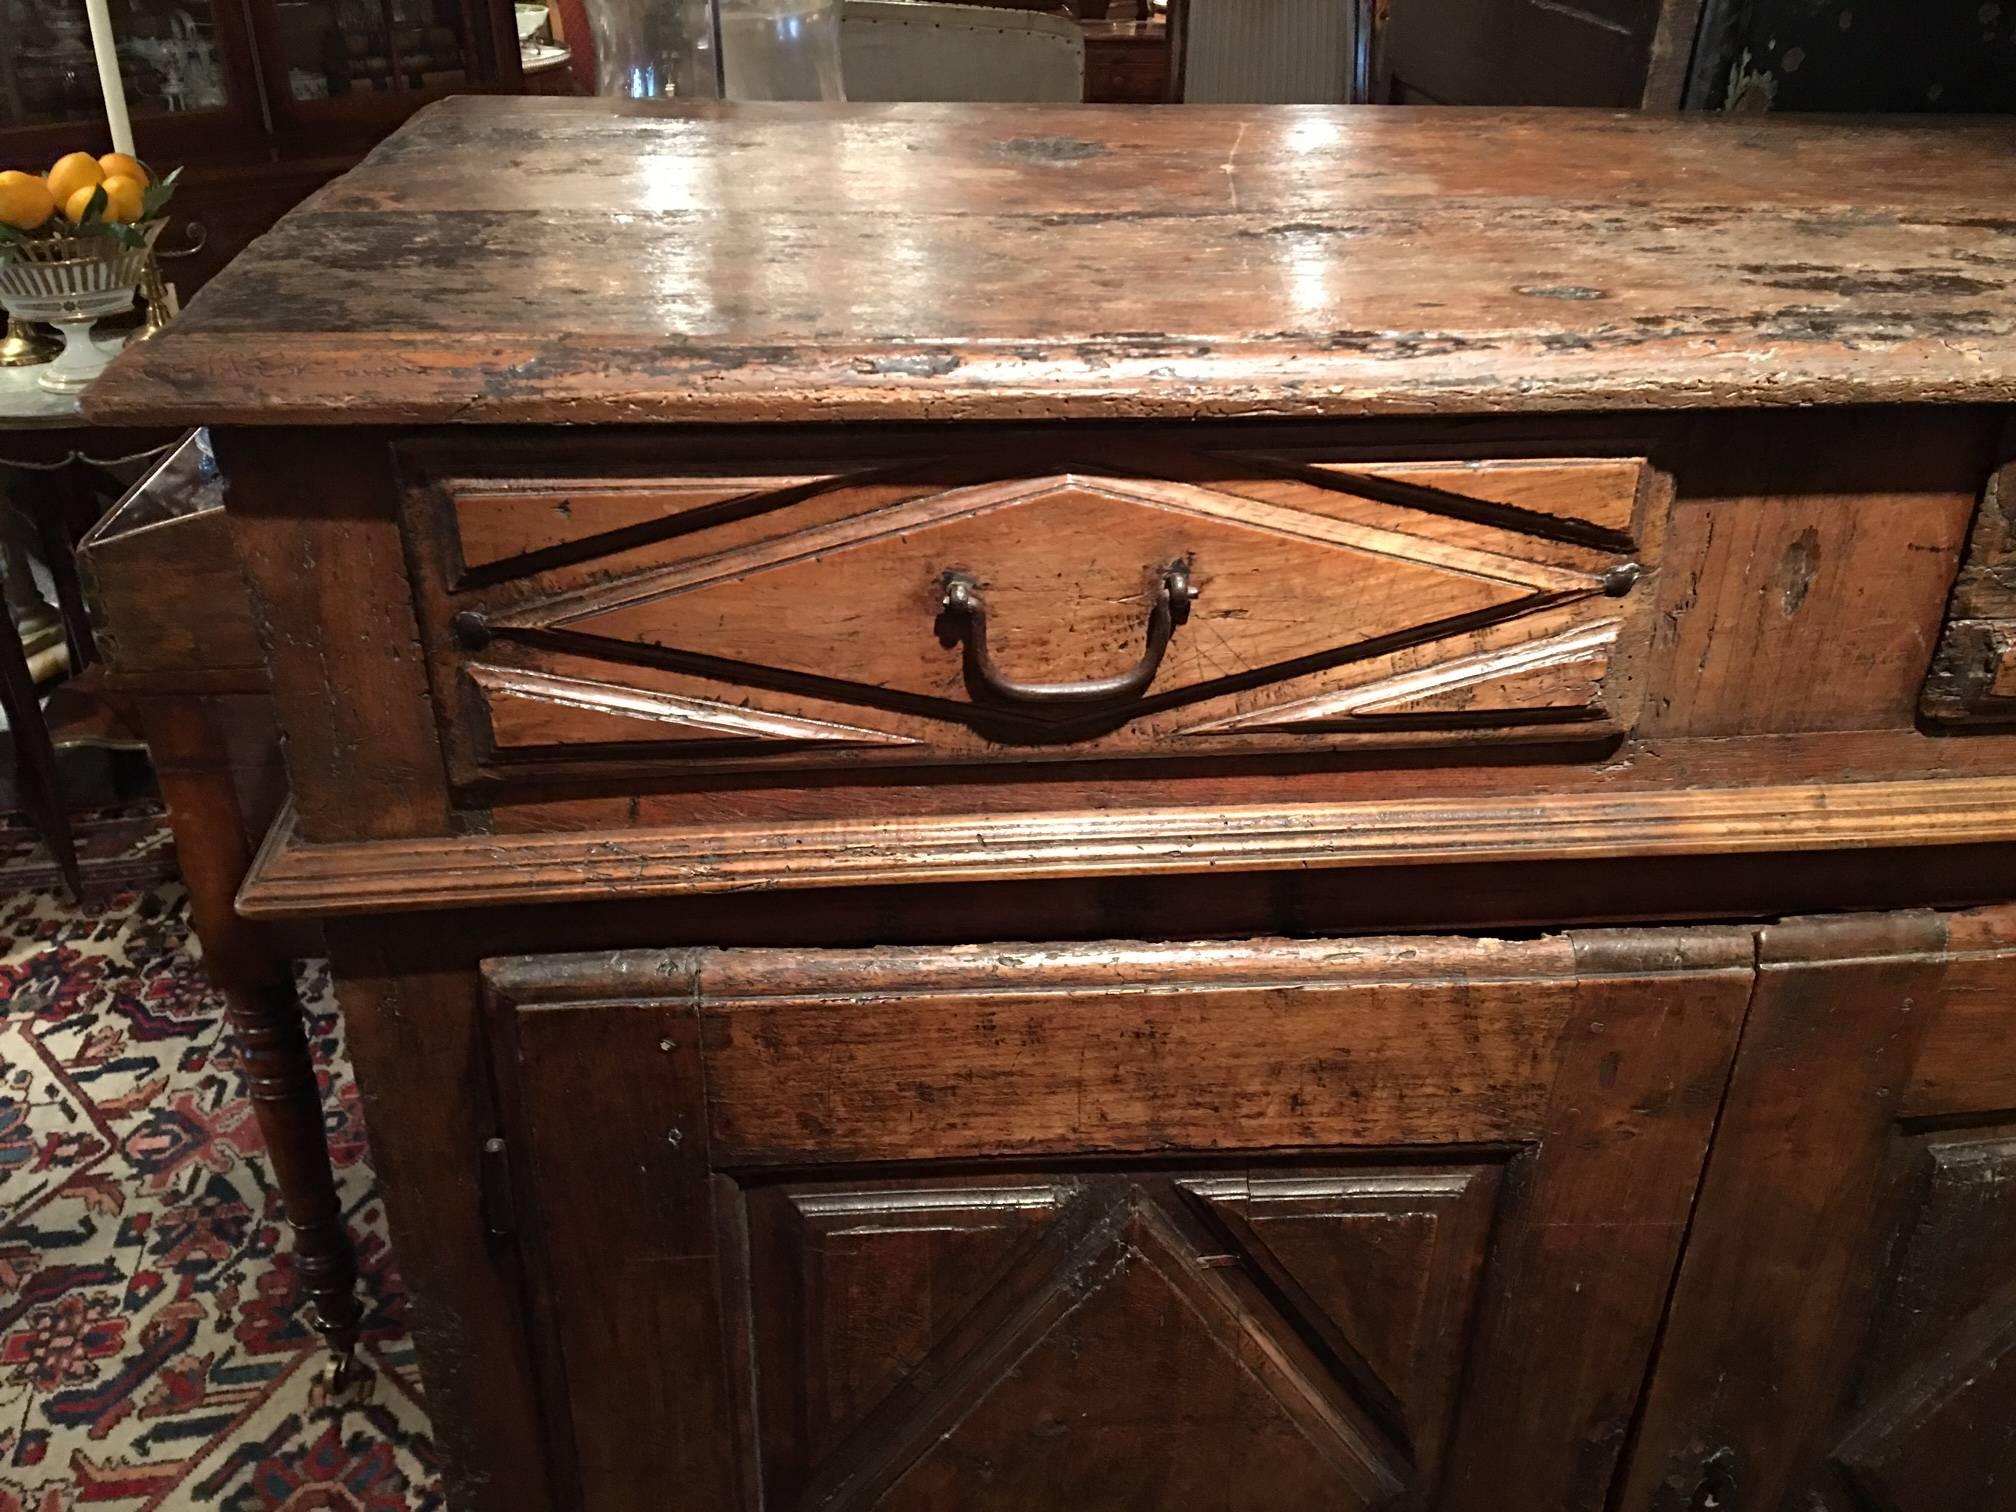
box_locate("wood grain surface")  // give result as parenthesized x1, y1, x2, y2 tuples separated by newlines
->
(84, 98, 2016, 428)
(419, 441, 1654, 773)
(234, 772, 2016, 917)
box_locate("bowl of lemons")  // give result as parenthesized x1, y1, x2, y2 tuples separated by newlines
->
(0, 152, 180, 392)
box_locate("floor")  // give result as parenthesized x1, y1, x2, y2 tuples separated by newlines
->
(0, 808, 445, 1510)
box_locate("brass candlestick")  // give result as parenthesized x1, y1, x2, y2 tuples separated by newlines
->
(0, 314, 59, 367)
(132, 252, 178, 342)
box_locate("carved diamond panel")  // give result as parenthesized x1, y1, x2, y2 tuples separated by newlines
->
(468, 663, 917, 752)
(1179, 1169, 1500, 1468)
(745, 1165, 1500, 1511)
(421, 447, 1655, 768)
(538, 474, 1596, 713)
(1830, 1134, 2016, 1512)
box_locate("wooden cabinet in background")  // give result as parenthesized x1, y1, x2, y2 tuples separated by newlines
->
(1082, 19, 1170, 103)
(1375, 0, 1703, 108)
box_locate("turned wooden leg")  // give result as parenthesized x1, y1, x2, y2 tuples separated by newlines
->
(223, 974, 365, 1372)
(137, 697, 362, 1373)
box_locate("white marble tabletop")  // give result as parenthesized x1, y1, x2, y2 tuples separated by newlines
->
(0, 332, 130, 429)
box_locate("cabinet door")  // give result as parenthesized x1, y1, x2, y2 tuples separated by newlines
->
(1619, 907, 2016, 1511)
(486, 929, 1754, 1512)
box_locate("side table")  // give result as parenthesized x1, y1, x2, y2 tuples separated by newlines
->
(74, 430, 365, 1379)
(0, 357, 174, 898)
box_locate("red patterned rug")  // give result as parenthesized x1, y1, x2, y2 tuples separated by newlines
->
(0, 842, 444, 1508)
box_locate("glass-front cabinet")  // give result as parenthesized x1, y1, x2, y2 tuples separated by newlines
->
(1, 0, 516, 171)
(270, 0, 484, 103)
(0, 0, 516, 286)
(255, 0, 512, 143)
(0, 0, 263, 157)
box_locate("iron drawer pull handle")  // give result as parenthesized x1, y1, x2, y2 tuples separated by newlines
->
(938, 562, 1199, 706)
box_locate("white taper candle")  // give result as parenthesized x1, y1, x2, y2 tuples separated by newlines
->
(83, 0, 137, 157)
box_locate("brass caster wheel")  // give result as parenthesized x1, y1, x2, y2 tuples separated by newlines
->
(319, 1347, 366, 1401)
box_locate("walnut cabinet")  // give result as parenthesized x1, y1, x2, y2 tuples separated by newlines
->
(85, 101, 2016, 1512)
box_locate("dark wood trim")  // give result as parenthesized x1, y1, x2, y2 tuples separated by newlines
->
(1922, 448, 2016, 726)
(321, 918, 555, 1512)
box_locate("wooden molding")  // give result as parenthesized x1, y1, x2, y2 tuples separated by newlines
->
(238, 774, 2016, 919)
(470, 664, 919, 751)
(1182, 618, 1619, 734)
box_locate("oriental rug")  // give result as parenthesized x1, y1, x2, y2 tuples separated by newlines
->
(0, 841, 443, 1510)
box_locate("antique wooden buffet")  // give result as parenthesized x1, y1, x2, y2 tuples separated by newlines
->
(89, 99, 2016, 1512)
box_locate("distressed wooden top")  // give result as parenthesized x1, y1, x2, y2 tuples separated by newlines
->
(87, 96, 2016, 427)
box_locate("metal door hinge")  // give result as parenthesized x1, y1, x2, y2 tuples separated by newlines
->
(479, 1135, 516, 1245)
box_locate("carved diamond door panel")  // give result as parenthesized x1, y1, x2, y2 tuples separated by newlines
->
(1619, 906, 2016, 1512)
(484, 925, 1752, 1512)
(403, 435, 1663, 782)
(1832, 1135, 2016, 1510)
(743, 1167, 1498, 1510)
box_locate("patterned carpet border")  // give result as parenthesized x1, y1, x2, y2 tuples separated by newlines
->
(1, 846, 444, 1511)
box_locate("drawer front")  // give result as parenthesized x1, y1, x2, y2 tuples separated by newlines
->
(402, 435, 1662, 784)
(1924, 457, 2016, 725)
(486, 928, 1751, 1512)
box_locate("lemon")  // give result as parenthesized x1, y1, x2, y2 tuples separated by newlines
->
(64, 183, 103, 223)
(98, 152, 149, 187)
(46, 151, 104, 207)
(98, 174, 145, 223)
(0, 169, 56, 230)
